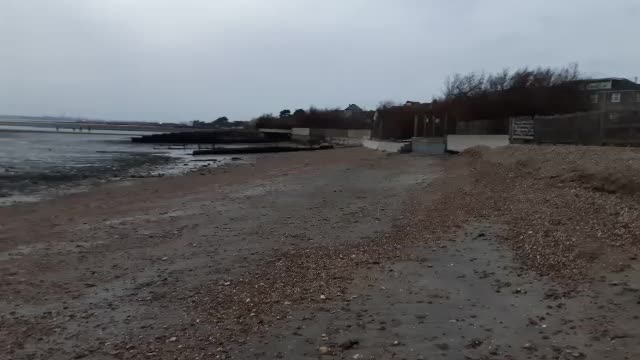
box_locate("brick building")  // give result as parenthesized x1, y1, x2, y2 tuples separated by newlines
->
(577, 78, 640, 112)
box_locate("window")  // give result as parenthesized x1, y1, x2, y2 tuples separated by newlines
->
(590, 94, 599, 104)
(611, 93, 621, 103)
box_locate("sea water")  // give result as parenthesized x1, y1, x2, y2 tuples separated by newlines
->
(0, 126, 224, 205)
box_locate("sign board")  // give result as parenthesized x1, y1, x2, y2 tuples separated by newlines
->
(585, 81, 612, 90)
(511, 118, 535, 139)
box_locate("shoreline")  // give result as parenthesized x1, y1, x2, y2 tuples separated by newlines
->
(0, 151, 232, 207)
(0, 127, 155, 136)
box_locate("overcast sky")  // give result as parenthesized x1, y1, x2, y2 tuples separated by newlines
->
(1, 0, 639, 122)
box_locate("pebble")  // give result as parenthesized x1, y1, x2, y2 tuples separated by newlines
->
(339, 339, 359, 350)
(434, 343, 449, 351)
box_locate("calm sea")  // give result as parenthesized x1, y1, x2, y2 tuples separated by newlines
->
(0, 125, 222, 205)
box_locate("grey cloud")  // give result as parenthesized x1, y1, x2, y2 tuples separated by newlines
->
(1, 0, 638, 122)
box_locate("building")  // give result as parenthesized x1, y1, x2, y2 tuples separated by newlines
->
(344, 104, 364, 117)
(372, 103, 445, 140)
(577, 78, 640, 112)
(344, 104, 363, 112)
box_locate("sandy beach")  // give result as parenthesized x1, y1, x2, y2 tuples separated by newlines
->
(2, 147, 640, 359)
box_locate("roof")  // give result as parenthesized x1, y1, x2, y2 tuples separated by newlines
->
(344, 104, 364, 112)
(573, 77, 640, 91)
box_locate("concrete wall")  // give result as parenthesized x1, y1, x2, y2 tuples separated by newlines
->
(292, 128, 371, 145)
(291, 128, 310, 136)
(446, 135, 509, 152)
(347, 129, 371, 139)
(319, 128, 347, 137)
(292, 134, 310, 142)
(412, 137, 445, 154)
(363, 139, 412, 153)
(325, 137, 364, 146)
(325, 129, 371, 146)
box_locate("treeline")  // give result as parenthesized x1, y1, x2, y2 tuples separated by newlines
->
(192, 117, 247, 129)
(251, 107, 373, 130)
(431, 64, 591, 121)
(209, 64, 591, 134)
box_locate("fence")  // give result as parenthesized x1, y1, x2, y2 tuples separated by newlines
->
(510, 111, 640, 146)
(456, 119, 509, 135)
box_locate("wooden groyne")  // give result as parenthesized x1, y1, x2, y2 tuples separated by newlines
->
(132, 130, 289, 144)
(192, 144, 333, 156)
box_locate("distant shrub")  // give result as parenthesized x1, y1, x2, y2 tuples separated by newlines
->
(251, 107, 373, 129)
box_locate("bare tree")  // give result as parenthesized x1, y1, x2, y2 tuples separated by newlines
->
(377, 100, 397, 110)
(552, 62, 581, 85)
(486, 69, 510, 92)
(435, 63, 589, 121)
(444, 72, 486, 99)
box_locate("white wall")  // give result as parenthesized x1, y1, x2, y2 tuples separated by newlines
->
(446, 135, 509, 152)
(293, 128, 371, 145)
(363, 139, 411, 153)
(292, 128, 369, 138)
(412, 137, 445, 154)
